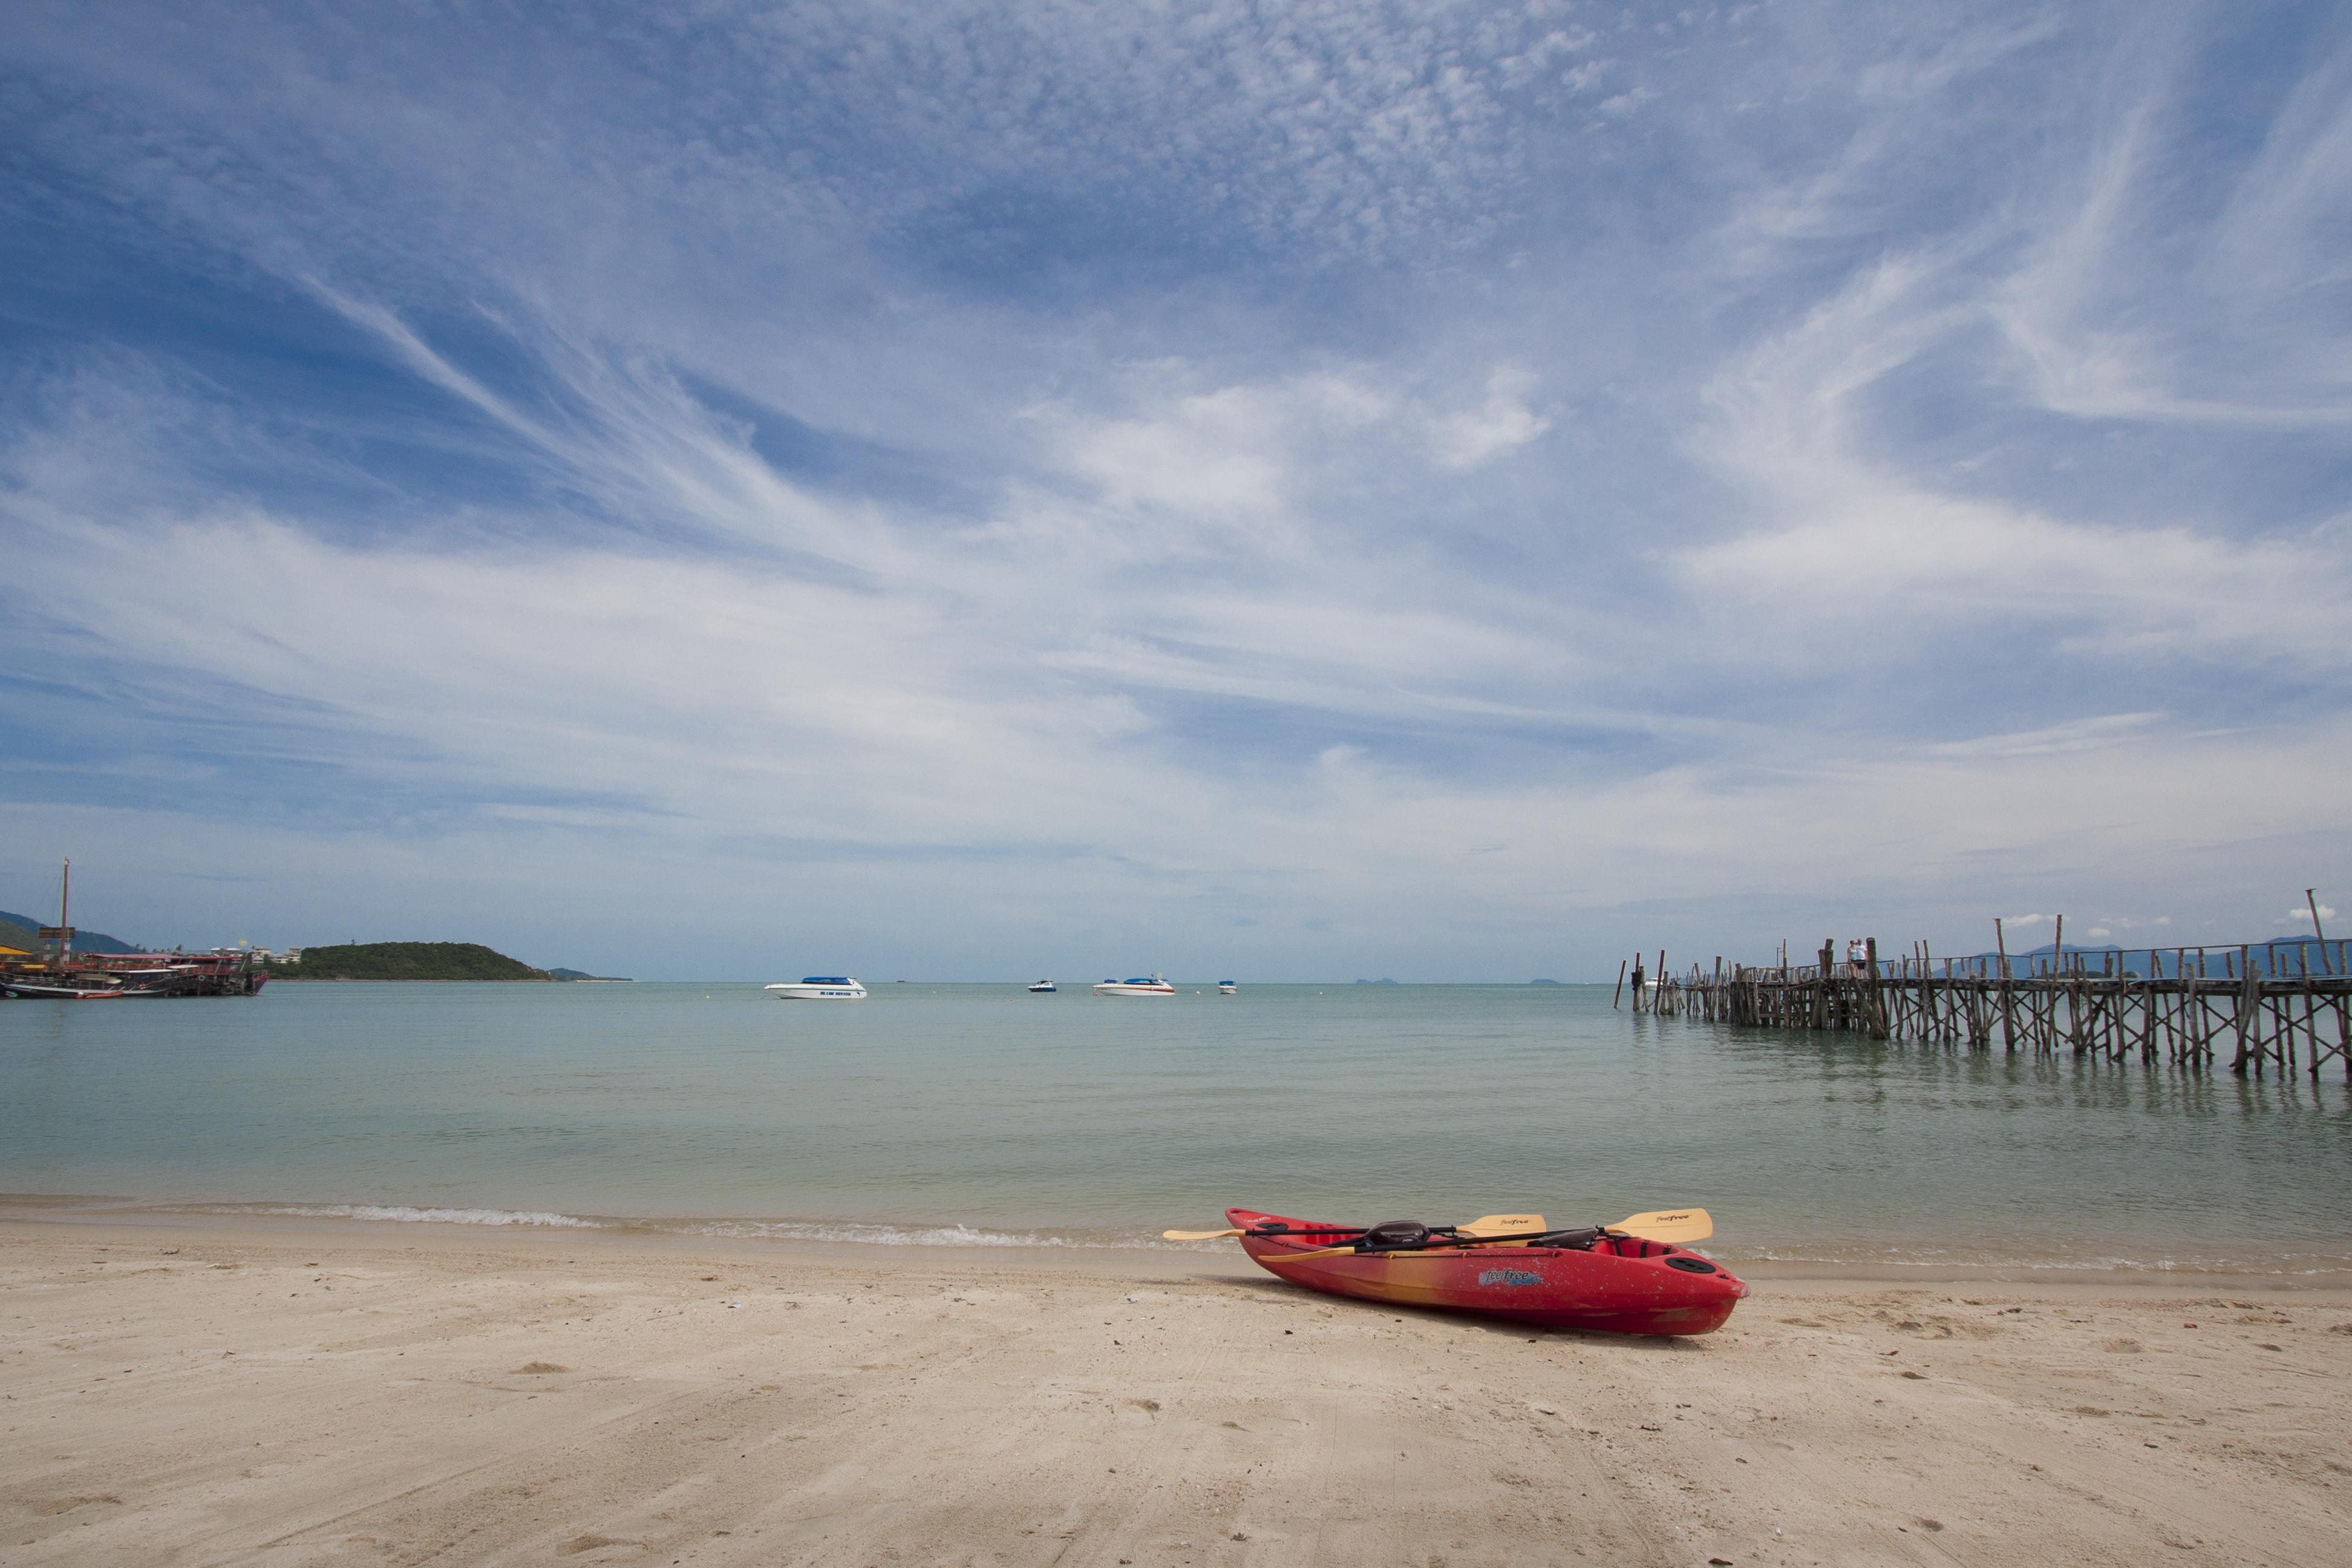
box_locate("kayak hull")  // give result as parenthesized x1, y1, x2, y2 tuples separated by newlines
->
(1229, 1207, 1746, 1337)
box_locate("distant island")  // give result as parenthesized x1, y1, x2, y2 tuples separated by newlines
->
(548, 967, 633, 982)
(1352, 978, 1400, 985)
(273, 941, 551, 981)
(1528, 978, 1563, 985)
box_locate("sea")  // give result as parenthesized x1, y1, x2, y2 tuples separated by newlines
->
(4, 981, 2347, 1276)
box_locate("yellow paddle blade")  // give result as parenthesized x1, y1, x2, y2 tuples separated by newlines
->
(1460, 1214, 1546, 1245)
(1609, 1207, 1712, 1243)
(1462, 1214, 1546, 1235)
(1161, 1227, 1242, 1241)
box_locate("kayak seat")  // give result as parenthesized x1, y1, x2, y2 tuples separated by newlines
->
(1361, 1221, 1431, 1251)
(1535, 1227, 1602, 1251)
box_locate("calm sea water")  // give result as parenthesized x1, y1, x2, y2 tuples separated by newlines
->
(4, 982, 2347, 1273)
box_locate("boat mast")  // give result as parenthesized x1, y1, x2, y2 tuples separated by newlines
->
(58, 858, 71, 961)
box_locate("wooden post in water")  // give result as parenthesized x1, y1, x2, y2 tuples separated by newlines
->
(1995, 919, 2017, 1050)
(1612, 959, 1627, 1010)
(2231, 951, 2259, 1076)
(1919, 940, 1936, 1044)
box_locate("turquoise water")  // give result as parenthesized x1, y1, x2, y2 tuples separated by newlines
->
(3, 982, 2347, 1273)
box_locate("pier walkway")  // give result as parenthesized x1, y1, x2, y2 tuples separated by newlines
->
(1622, 935, 2351, 1080)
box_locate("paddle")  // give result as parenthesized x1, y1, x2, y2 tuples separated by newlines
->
(1160, 1224, 1365, 1242)
(1460, 1213, 1546, 1238)
(1161, 1209, 1709, 1249)
(1270, 1207, 1713, 1260)
(1161, 1214, 1539, 1243)
(1160, 1214, 1537, 1243)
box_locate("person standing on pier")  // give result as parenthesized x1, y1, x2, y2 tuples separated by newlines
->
(1847, 939, 1869, 978)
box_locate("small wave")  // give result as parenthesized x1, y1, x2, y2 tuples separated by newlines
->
(670, 1218, 1215, 1250)
(1737, 1244, 2352, 1277)
(687, 1219, 1076, 1247)
(186, 1202, 612, 1230)
(161, 1202, 1206, 1249)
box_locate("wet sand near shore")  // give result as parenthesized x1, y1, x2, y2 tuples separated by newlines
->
(4, 1213, 2348, 1567)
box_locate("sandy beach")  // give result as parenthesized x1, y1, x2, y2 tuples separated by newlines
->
(4, 1208, 2347, 1566)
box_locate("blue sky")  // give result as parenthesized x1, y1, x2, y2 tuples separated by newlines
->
(3, 1, 2348, 979)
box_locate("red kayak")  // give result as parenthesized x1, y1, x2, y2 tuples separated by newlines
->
(1229, 1207, 1747, 1336)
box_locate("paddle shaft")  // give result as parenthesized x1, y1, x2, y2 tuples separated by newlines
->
(1266, 1212, 1706, 1261)
(1172, 1207, 1708, 1252)
(1163, 1222, 1481, 1245)
(1268, 1229, 1570, 1261)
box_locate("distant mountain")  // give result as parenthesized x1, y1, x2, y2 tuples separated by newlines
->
(1352, 978, 1400, 985)
(0, 910, 142, 955)
(280, 942, 549, 981)
(1528, 978, 1563, 985)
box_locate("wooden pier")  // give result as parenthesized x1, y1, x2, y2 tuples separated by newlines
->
(1619, 929, 2352, 1080)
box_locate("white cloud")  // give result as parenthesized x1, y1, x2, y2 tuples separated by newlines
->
(7, 2, 2352, 976)
(1682, 243, 2352, 673)
(1430, 367, 1550, 469)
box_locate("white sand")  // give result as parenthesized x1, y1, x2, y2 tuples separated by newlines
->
(4, 1210, 2348, 1566)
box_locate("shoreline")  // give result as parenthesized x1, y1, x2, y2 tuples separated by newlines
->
(4, 1193, 2345, 1288)
(4, 1211, 2347, 1566)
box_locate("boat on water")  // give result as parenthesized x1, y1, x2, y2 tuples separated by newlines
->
(765, 976, 867, 1000)
(1218, 979, 1237, 994)
(1207, 1206, 1745, 1337)
(0, 978, 172, 1000)
(1, 859, 270, 999)
(1027, 979, 1057, 993)
(1093, 975, 1175, 997)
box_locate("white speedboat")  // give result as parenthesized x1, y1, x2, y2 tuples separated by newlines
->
(1093, 975, 1175, 997)
(1027, 979, 1057, 993)
(1218, 980, 1237, 994)
(766, 976, 867, 1001)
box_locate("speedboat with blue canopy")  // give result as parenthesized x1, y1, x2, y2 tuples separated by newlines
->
(1093, 975, 1175, 997)
(766, 976, 867, 1000)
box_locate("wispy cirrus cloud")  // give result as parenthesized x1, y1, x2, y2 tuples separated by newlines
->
(2, 1, 2349, 977)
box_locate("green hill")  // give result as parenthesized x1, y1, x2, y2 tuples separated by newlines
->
(282, 942, 549, 981)
(0, 910, 142, 955)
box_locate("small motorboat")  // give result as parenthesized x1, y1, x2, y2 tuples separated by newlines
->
(1093, 975, 1176, 997)
(1218, 979, 1237, 994)
(0, 978, 169, 1000)
(1201, 1206, 1744, 1337)
(1027, 979, 1057, 993)
(765, 976, 867, 1000)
